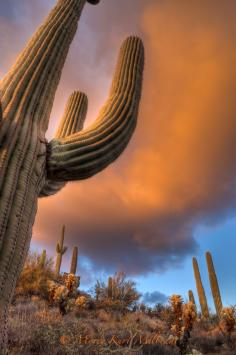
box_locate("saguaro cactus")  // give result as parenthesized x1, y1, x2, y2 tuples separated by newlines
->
(206, 251, 223, 316)
(188, 290, 197, 311)
(0, 0, 144, 346)
(70, 246, 78, 275)
(192, 257, 209, 318)
(108, 277, 113, 299)
(39, 249, 47, 268)
(188, 290, 195, 305)
(55, 225, 68, 277)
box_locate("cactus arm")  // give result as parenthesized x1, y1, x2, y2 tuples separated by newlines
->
(70, 246, 78, 274)
(55, 92, 88, 139)
(39, 91, 88, 197)
(46, 36, 144, 181)
(62, 246, 68, 254)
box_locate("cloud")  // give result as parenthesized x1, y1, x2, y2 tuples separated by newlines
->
(142, 291, 168, 305)
(2, 0, 236, 277)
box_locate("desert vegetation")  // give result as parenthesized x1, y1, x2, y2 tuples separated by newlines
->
(7, 249, 236, 354)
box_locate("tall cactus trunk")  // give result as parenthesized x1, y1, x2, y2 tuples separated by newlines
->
(0, 0, 144, 348)
(206, 251, 223, 316)
(0, 1, 86, 347)
(192, 257, 209, 318)
(70, 246, 78, 274)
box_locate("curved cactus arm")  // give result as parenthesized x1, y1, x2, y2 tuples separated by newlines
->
(62, 246, 68, 254)
(46, 36, 144, 182)
(39, 91, 88, 197)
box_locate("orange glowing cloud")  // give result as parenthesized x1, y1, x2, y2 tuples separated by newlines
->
(2, 0, 236, 275)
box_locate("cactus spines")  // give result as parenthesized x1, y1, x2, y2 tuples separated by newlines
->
(40, 250, 47, 268)
(192, 257, 209, 318)
(108, 277, 113, 299)
(70, 247, 78, 275)
(55, 226, 68, 277)
(0, 0, 144, 347)
(206, 251, 223, 316)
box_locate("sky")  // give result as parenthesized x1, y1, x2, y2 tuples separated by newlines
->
(0, 0, 236, 310)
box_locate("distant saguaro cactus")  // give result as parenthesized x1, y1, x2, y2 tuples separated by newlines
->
(192, 257, 209, 318)
(55, 226, 67, 277)
(70, 247, 78, 275)
(108, 277, 113, 299)
(39, 250, 47, 268)
(206, 251, 223, 316)
(188, 290, 197, 311)
(0, 0, 144, 347)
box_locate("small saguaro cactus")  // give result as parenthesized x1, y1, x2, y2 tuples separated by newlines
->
(55, 226, 68, 277)
(192, 257, 209, 318)
(39, 250, 47, 268)
(108, 276, 113, 299)
(188, 290, 197, 312)
(0, 0, 144, 347)
(70, 246, 78, 275)
(206, 251, 223, 316)
(188, 290, 196, 306)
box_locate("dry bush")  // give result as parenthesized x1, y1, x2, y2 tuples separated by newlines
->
(219, 306, 236, 342)
(15, 251, 55, 300)
(94, 271, 140, 312)
(169, 295, 197, 354)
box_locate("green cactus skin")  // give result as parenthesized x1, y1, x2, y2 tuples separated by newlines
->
(192, 257, 209, 318)
(55, 226, 67, 277)
(39, 92, 88, 197)
(70, 246, 78, 275)
(39, 250, 47, 268)
(0, 0, 144, 347)
(108, 276, 113, 299)
(206, 251, 223, 316)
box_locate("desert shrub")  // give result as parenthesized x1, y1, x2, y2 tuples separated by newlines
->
(15, 251, 55, 299)
(169, 295, 197, 354)
(219, 306, 236, 343)
(94, 271, 140, 312)
(47, 273, 81, 315)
